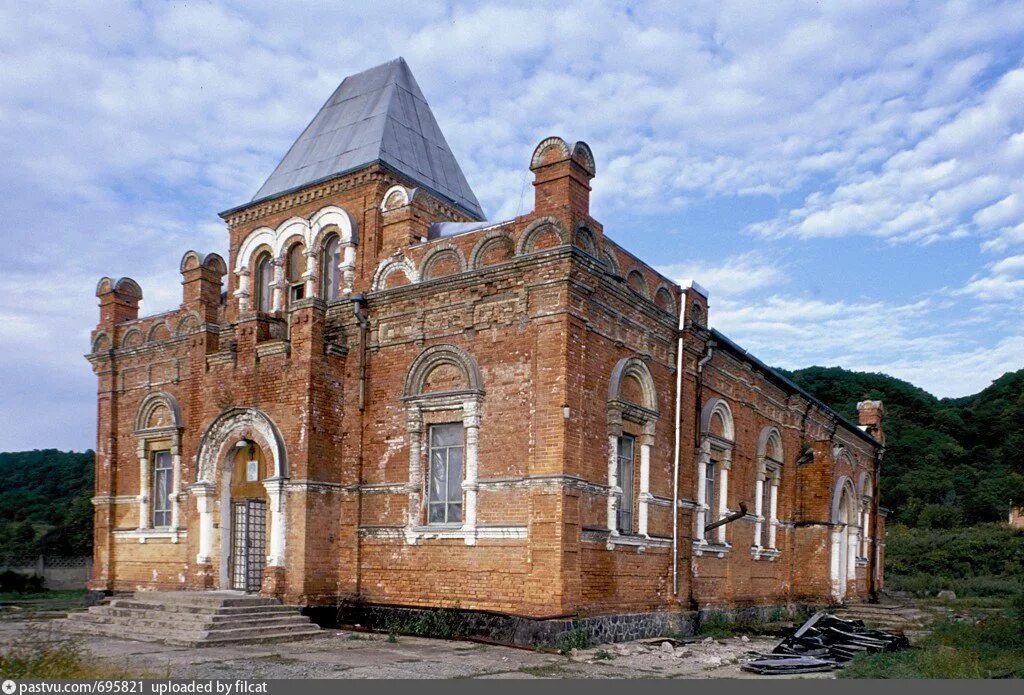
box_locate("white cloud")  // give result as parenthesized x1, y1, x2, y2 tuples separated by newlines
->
(658, 253, 787, 298)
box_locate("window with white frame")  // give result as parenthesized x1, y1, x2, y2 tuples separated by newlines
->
(152, 450, 172, 527)
(754, 428, 783, 553)
(427, 423, 464, 525)
(696, 398, 734, 547)
(616, 435, 635, 533)
(704, 456, 717, 541)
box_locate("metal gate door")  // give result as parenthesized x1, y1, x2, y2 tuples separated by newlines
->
(231, 500, 267, 593)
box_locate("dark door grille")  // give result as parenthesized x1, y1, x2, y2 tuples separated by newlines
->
(231, 499, 267, 593)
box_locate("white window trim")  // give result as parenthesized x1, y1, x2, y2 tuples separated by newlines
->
(405, 393, 481, 546)
(695, 436, 733, 551)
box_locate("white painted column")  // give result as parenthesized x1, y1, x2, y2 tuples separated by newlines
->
(194, 483, 215, 564)
(753, 477, 764, 548)
(462, 399, 480, 544)
(830, 527, 841, 598)
(406, 408, 423, 533)
(271, 259, 285, 312)
(303, 249, 317, 298)
(638, 439, 652, 537)
(233, 268, 251, 313)
(341, 243, 356, 295)
(607, 435, 619, 533)
(861, 507, 871, 557)
(137, 444, 150, 530)
(263, 478, 287, 566)
(768, 479, 779, 549)
(695, 442, 708, 540)
(170, 440, 182, 531)
(847, 525, 858, 580)
(717, 455, 730, 544)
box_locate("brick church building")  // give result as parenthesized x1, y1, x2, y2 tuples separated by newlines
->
(87, 58, 885, 639)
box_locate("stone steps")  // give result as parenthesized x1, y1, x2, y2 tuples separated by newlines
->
(58, 591, 325, 647)
(834, 602, 929, 632)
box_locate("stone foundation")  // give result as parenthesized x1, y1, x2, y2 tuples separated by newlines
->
(306, 601, 823, 647)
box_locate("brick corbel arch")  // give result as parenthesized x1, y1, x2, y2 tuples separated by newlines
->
(516, 216, 568, 255)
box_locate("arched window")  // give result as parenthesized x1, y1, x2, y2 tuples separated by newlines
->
(697, 398, 734, 550)
(606, 357, 658, 540)
(321, 234, 341, 301)
(754, 427, 784, 556)
(133, 392, 183, 538)
(403, 345, 484, 544)
(286, 242, 306, 304)
(254, 252, 273, 313)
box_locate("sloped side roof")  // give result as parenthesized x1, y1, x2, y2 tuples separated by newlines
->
(248, 57, 483, 219)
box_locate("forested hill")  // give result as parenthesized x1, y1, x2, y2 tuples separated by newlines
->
(0, 450, 93, 556)
(780, 366, 1024, 527)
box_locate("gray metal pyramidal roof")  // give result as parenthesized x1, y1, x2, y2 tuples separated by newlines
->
(250, 57, 484, 220)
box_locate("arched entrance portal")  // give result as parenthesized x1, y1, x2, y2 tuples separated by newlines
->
(226, 440, 269, 592)
(192, 408, 288, 593)
(830, 478, 859, 602)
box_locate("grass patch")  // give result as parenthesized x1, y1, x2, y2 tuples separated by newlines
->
(553, 627, 592, 653)
(0, 629, 139, 679)
(841, 597, 1024, 679)
(0, 589, 87, 604)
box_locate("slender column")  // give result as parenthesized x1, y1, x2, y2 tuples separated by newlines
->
(695, 441, 709, 540)
(462, 400, 480, 544)
(406, 407, 423, 530)
(830, 527, 841, 597)
(847, 524, 858, 580)
(193, 483, 215, 564)
(768, 478, 779, 549)
(137, 443, 150, 529)
(861, 507, 871, 557)
(233, 268, 251, 313)
(340, 243, 356, 295)
(607, 435, 619, 533)
(263, 478, 287, 566)
(303, 249, 317, 298)
(271, 259, 285, 312)
(638, 437, 652, 537)
(170, 439, 182, 531)
(717, 453, 731, 544)
(753, 477, 765, 548)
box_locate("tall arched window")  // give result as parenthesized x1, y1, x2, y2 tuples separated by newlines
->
(321, 234, 341, 301)
(255, 252, 273, 313)
(696, 398, 734, 550)
(754, 427, 784, 556)
(286, 242, 306, 304)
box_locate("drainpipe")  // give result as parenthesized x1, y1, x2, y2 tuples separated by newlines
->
(352, 294, 369, 411)
(869, 447, 884, 602)
(671, 305, 685, 596)
(685, 339, 715, 609)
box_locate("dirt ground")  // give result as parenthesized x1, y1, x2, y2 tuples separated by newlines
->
(0, 619, 835, 679)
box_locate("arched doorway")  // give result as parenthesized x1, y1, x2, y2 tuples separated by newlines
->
(225, 440, 269, 592)
(193, 408, 288, 594)
(830, 479, 859, 602)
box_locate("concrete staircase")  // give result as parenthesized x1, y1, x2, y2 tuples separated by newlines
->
(59, 591, 325, 647)
(833, 601, 931, 636)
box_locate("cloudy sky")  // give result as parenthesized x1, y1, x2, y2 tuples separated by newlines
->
(2, 0, 1024, 451)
